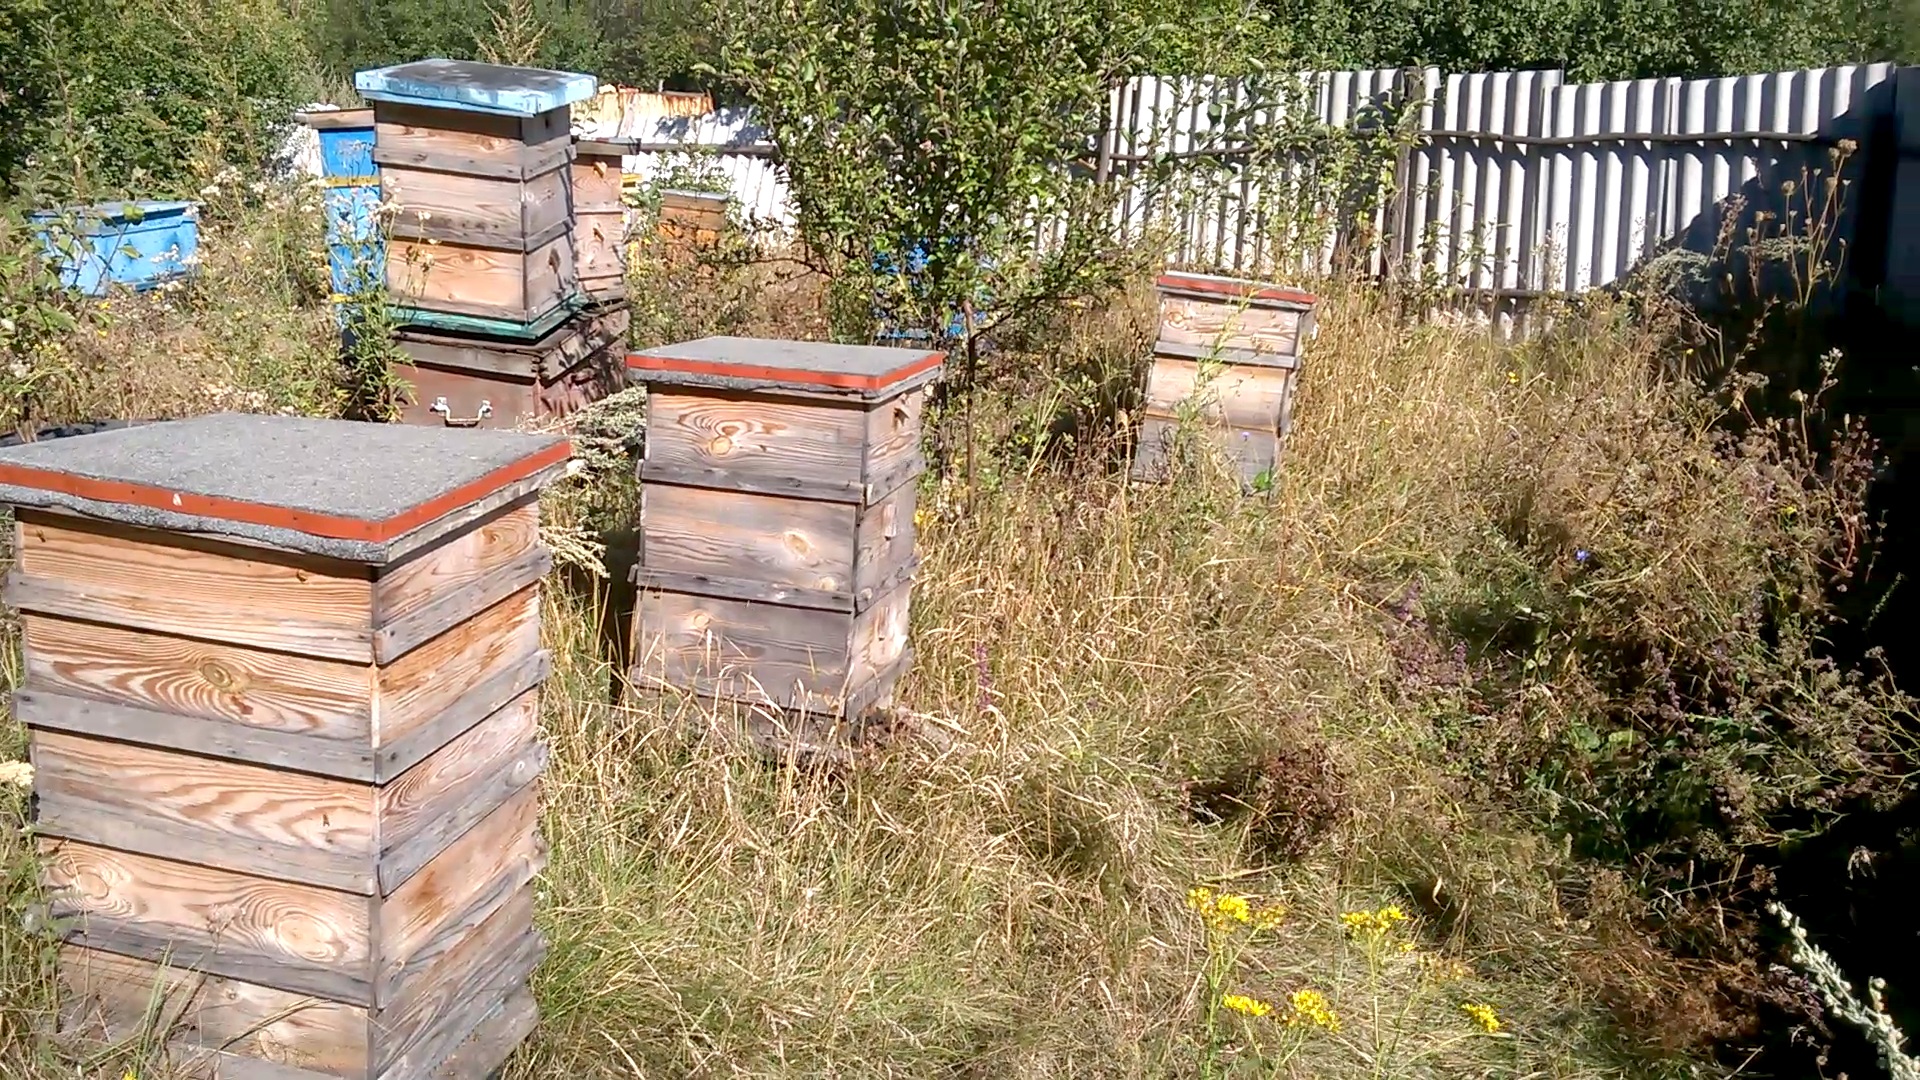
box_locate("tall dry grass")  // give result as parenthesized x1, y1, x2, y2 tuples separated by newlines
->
(0, 192, 1898, 1079)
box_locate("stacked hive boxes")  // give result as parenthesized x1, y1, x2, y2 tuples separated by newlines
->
(0, 415, 567, 1079)
(1131, 271, 1319, 489)
(356, 58, 630, 430)
(624, 337, 942, 748)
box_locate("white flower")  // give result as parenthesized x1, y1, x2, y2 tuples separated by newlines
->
(0, 761, 32, 789)
(0, 317, 14, 334)
(199, 184, 221, 198)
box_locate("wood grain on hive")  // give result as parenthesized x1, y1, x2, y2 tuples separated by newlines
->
(0, 413, 568, 1080)
(1130, 271, 1318, 489)
(356, 58, 598, 340)
(572, 139, 628, 304)
(393, 304, 631, 430)
(625, 337, 942, 723)
(655, 189, 728, 253)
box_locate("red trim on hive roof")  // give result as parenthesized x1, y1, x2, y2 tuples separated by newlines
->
(625, 349, 945, 392)
(0, 439, 573, 543)
(1155, 272, 1318, 306)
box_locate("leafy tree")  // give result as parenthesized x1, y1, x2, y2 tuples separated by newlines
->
(2, 0, 318, 197)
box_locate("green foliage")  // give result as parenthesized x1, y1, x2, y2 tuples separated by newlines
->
(0, 0, 319, 197)
(0, 210, 83, 433)
(1238, 0, 1912, 81)
(712, 0, 1150, 353)
(301, 0, 610, 87)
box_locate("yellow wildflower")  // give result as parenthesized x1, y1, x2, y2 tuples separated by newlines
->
(1340, 904, 1410, 940)
(1186, 886, 1214, 912)
(1252, 903, 1287, 930)
(1506, 370, 1520, 385)
(1463, 1002, 1501, 1033)
(1285, 988, 1341, 1032)
(1222, 992, 1273, 1018)
(1215, 894, 1252, 924)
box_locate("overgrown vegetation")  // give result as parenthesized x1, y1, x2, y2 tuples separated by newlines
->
(0, 1, 1916, 1077)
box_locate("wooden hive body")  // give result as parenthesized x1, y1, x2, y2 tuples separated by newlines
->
(656, 189, 728, 252)
(1131, 271, 1318, 489)
(393, 305, 631, 430)
(357, 59, 597, 339)
(0, 414, 569, 1080)
(626, 338, 942, 723)
(572, 140, 629, 303)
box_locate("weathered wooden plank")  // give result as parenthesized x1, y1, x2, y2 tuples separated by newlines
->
(1157, 293, 1304, 359)
(1130, 414, 1279, 489)
(12, 515, 376, 662)
(31, 730, 379, 894)
(642, 483, 856, 593)
(373, 883, 538, 1076)
(374, 649, 550, 783)
(376, 584, 542, 755)
(387, 234, 575, 324)
(375, 783, 543, 1005)
(58, 944, 371, 1080)
(862, 388, 925, 493)
(383, 166, 571, 253)
(373, 103, 572, 182)
(849, 582, 911, 695)
(15, 688, 379, 780)
(373, 546, 551, 664)
(629, 566, 855, 613)
(377, 691, 543, 893)
(376, 502, 539, 626)
(632, 589, 853, 712)
(424, 984, 537, 1080)
(853, 480, 917, 603)
(41, 839, 375, 1005)
(1140, 357, 1292, 432)
(1150, 339, 1301, 369)
(22, 613, 373, 742)
(643, 387, 867, 500)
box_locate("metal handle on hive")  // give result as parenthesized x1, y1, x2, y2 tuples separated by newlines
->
(430, 396, 493, 428)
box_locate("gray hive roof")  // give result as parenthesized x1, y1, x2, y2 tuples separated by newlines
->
(0, 413, 570, 563)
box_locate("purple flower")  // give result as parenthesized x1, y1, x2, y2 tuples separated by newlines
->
(1574, 549, 1591, 564)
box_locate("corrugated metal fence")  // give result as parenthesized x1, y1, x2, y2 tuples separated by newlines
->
(586, 62, 1908, 301)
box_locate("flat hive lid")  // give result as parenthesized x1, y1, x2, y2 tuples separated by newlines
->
(627, 336, 944, 401)
(0, 413, 570, 563)
(1156, 271, 1318, 310)
(355, 58, 596, 117)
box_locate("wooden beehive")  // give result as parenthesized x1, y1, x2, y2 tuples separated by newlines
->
(0, 414, 569, 1080)
(394, 304, 631, 429)
(625, 337, 942, 727)
(1131, 271, 1318, 489)
(656, 189, 729, 251)
(572, 139, 628, 304)
(357, 58, 597, 340)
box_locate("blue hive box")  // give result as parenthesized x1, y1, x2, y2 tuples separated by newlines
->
(30, 201, 199, 297)
(354, 58, 596, 117)
(872, 239, 990, 344)
(300, 108, 384, 315)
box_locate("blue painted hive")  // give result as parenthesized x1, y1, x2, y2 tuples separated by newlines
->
(300, 108, 385, 316)
(353, 59, 598, 340)
(30, 201, 199, 298)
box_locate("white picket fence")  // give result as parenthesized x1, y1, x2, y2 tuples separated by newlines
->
(594, 62, 1907, 304)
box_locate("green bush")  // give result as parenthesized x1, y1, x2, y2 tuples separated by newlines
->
(2, 0, 322, 198)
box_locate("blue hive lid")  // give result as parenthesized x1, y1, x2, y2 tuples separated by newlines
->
(355, 58, 596, 117)
(29, 200, 198, 226)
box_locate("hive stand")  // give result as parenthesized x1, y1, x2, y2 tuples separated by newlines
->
(393, 304, 631, 430)
(357, 58, 597, 340)
(624, 338, 942, 745)
(572, 139, 629, 305)
(0, 414, 569, 1080)
(1130, 271, 1319, 490)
